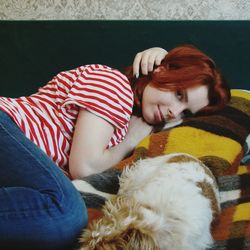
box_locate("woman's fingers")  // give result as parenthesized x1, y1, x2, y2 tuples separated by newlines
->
(133, 52, 142, 78)
(132, 47, 168, 77)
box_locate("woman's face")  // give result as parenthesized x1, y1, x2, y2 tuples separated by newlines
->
(142, 83, 209, 125)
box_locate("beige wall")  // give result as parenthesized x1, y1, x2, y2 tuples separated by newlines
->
(0, 0, 249, 20)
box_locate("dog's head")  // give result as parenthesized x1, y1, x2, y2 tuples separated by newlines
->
(79, 196, 160, 250)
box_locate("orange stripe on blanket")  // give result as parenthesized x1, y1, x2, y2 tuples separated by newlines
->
(229, 221, 249, 238)
(212, 206, 235, 241)
(247, 165, 250, 173)
(87, 208, 104, 225)
(147, 131, 168, 157)
(225, 150, 244, 175)
(246, 220, 250, 236)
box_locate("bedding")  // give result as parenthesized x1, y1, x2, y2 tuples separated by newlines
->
(80, 89, 250, 249)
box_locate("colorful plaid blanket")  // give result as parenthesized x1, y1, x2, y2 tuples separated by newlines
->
(80, 89, 250, 250)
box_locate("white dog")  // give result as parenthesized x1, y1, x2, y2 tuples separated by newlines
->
(76, 153, 220, 250)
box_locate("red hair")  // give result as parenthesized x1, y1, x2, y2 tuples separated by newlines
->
(124, 45, 231, 116)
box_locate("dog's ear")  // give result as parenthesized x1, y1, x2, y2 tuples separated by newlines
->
(79, 237, 126, 250)
(125, 228, 159, 250)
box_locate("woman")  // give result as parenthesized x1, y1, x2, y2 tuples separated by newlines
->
(0, 45, 230, 249)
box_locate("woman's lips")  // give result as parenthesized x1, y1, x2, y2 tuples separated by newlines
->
(159, 107, 166, 122)
(154, 105, 165, 124)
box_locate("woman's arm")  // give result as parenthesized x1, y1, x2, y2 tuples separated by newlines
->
(133, 47, 168, 77)
(69, 109, 152, 179)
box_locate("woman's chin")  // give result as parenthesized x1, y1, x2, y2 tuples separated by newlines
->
(143, 111, 161, 125)
(144, 117, 157, 125)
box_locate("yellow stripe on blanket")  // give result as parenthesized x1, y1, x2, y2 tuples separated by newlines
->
(163, 127, 242, 163)
(233, 202, 250, 222)
(231, 89, 250, 100)
(237, 165, 250, 175)
(136, 135, 151, 149)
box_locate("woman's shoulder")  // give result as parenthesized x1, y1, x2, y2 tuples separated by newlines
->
(81, 64, 129, 82)
(74, 64, 133, 96)
(58, 64, 130, 85)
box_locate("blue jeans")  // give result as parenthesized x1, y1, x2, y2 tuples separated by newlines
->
(0, 111, 88, 250)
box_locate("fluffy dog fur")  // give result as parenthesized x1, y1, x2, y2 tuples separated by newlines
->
(78, 153, 220, 250)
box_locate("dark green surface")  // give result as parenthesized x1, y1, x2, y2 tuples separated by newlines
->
(0, 21, 249, 97)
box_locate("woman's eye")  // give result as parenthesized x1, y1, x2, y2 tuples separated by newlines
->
(175, 90, 183, 100)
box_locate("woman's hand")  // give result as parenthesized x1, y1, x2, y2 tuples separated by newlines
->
(133, 47, 168, 77)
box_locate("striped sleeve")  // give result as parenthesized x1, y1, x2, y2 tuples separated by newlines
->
(61, 64, 134, 130)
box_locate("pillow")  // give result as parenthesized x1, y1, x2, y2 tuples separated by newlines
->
(81, 89, 250, 249)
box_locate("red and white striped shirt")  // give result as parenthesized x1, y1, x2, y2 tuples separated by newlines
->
(0, 64, 134, 177)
